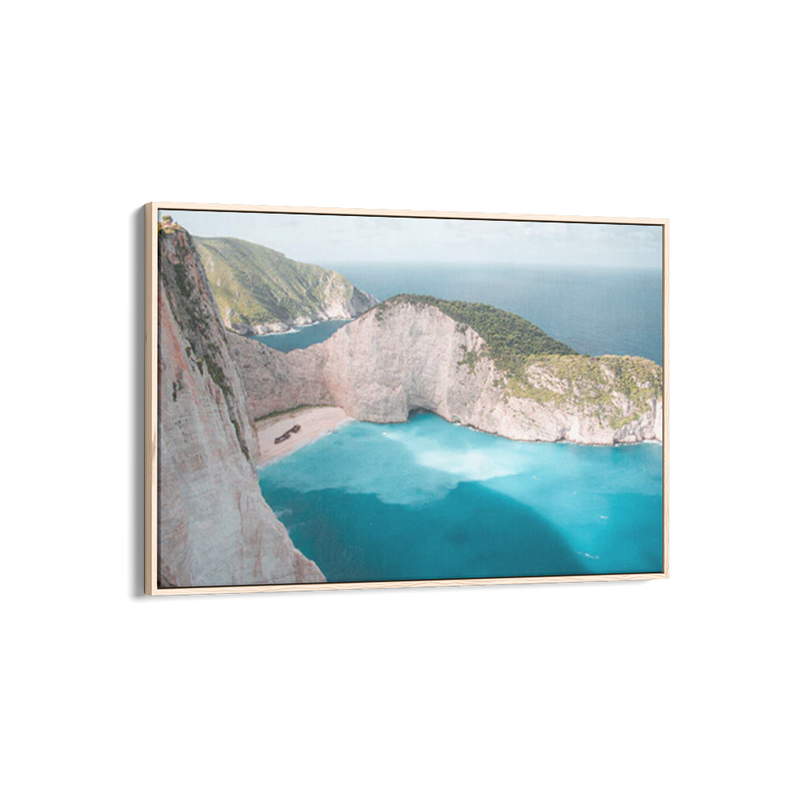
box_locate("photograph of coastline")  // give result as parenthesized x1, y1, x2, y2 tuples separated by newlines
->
(149, 206, 666, 592)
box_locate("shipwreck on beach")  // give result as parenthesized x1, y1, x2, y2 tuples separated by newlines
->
(274, 424, 302, 445)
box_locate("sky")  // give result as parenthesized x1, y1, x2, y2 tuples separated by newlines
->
(161, 209, 663, 269)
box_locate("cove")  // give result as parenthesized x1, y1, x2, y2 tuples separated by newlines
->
(257, 412, 663, 583)
(248, 319, 351, 352)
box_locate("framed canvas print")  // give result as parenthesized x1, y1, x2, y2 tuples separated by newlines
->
(145, 203, 668, 596)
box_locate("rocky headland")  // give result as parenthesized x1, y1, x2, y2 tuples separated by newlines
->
(193, 234, 378, 335)
(228, 297, 663, 446)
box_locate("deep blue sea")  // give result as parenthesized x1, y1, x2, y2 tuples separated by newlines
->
(255, 264, 663, 582)
(251, 263, 662, 364)
(336, 263, 663, 365)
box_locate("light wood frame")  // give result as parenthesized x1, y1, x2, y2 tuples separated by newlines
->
(144, 205, 673, 596)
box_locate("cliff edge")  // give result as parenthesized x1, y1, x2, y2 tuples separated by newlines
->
(157, 224, 324, 587)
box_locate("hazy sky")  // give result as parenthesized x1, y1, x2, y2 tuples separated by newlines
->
(162, 209, 662, 269)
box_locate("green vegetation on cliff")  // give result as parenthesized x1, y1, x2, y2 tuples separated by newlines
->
(511, 354, 663, 425)
(194, 236, 376, 328)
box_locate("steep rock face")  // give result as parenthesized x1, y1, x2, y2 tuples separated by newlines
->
(226, 333, 334, 416)
(157, 226, 324, 587)
(322, 303, 492, 424)
(313, 273, 377, 322)
(228, 301, 662, 445)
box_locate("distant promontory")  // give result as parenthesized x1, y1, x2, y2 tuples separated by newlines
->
(193, 236, 378, 334)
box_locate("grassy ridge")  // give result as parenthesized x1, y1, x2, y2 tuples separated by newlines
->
(195, 236, 364, 327)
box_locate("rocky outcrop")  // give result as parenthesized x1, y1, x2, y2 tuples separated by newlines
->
(305, 274, 377, 324)
(228, 300, 663, 445)
(157, 225, 324, 588)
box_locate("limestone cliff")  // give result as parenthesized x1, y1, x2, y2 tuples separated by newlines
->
(228, 299, 663, 445)
(157, 224, 324, 587)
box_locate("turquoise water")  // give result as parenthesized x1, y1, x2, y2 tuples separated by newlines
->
(258, 413, 663, 582)
(252, 267, 663, 579)
(249, 319, 351, 352)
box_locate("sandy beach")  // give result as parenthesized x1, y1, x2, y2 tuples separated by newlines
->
(255, 406, 353, 466)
